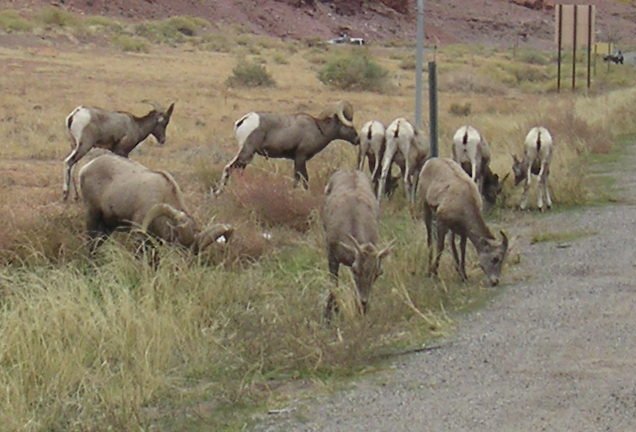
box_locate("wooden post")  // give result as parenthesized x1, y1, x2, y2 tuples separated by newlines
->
(586, 5, 592, 89)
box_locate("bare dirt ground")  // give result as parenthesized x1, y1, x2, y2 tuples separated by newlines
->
(2, 0, 636, 48)
(254, 147, 636, 431)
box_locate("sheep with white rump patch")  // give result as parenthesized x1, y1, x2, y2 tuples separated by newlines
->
(357, 120, 385, 180)
(63, 101, 175, 200)
(214, 101, 359, 194)
(512, 126, 554, 211)
(322, 170, 393, 319)
(416, 158, 508, 286)
(451, 125, 503, 206)
(79, 153, 233, 254)
(377, 117, 429, 203)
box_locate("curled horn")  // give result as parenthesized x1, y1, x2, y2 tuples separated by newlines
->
(195, 224, 234, 251)
(335, 100, 354, 127)
(141, 203, 187, 232)
(500, 230, 509, 251)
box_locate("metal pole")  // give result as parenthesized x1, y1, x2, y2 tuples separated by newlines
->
(428, 61, 438, 157)
(414, 0, 425, 129)
(586, 5, 592, 89)
(572, 4, 577, 91)
(557, 4, 562, 92)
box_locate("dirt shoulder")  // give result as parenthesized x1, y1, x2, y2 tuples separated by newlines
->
(255, 145, 636, 431)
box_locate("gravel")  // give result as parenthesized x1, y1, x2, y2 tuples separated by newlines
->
(255, 149, 636, 432)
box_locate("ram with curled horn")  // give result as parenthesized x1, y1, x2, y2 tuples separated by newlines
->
(79, 153, 233, 255)
(214, 100, 359, 194)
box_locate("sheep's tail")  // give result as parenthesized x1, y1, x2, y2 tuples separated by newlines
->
(462, 128, 469, 145)
(536, 130, 542, 153)
(394, 120, 400, 138)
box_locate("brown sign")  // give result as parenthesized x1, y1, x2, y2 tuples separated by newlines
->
(555, 4, 595, 47)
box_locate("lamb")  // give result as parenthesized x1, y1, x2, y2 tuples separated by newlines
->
(377, 117, 430, 203)
(79, 153, 233, 253)
(512, 126, 554, 211)
(322, 170, 392, 319)
(214, 101, 359, 194)
(451, 125, 503, 206)
(63, 102, 175, 201)
(416, 158, 508, 286)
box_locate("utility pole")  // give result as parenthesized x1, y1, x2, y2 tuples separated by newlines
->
(414, 0, 425, 130)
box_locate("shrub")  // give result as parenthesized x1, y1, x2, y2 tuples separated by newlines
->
(0, 10, 33, 32)
(399, 55, 416, 70)
(36, 7, 78, 28)
(135, 16, 208, 44)
(449, 102, 472, 116)
(318, 51, 389, 92)
(198, 33, 231, 53)
(272, 52, 289, 64)
(112, 35, 149, 53)
(516, 49, 551, 65)
(225, 58, 276, 88)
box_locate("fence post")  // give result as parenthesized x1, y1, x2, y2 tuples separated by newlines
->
(428, 61, 438, 157)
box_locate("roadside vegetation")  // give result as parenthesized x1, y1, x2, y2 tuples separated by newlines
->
(2, 6, 636, 430)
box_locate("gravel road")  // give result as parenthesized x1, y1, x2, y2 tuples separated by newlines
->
(255, 146, 636, 432)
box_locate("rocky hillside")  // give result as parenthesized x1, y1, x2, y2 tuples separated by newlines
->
(1, 0, 634, 48)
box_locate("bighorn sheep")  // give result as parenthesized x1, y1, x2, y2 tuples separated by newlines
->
(416, 158, 508, 286)
(377, 118, 429, 202)
(63, 102, 175, 201)
(215, 101, 359, 194)
(322, 170, 392, 319)
(451, 125, 503, 206)
(79, 153, 232, 253)
(512, 126, 554, 211)
(357, 120, 385, 180)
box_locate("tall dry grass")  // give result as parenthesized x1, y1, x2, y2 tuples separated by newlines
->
(1, 18, 636, 428)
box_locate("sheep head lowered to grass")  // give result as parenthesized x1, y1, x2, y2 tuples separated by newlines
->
(79, 153, 233, 254)
(322, 170, 393, 319)
(214, 100, 359, 194)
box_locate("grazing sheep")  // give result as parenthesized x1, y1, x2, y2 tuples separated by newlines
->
(79, 153, 232, 253)
(416, 158, 508, 286)
(215, 101, 359, 194)
(322, 170, 392, 319)
(512, 126, 554, 211)
(451, 125, 503, 206)
(377, 118, 429, 203)
(63, 102, 175, 201)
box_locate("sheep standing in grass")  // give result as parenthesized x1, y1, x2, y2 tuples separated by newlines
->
(357, 120, 385, 181)
(215, 101, 359, 194)
(79, 153, 233, 254)
(377, 118, 429, 203)
(512, 126, 554, 211)
(322, 170, 392, 319)
(451, 125, 503, 206)
(417, 158, 508, 286)
(63, 102, 175, 201)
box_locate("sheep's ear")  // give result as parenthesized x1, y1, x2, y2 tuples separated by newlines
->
(166, 102, 175, 118)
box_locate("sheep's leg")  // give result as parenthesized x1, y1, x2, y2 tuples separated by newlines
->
(86, 210, 110, 255)
(520, 162, 533, 210)
(215, 146, 255, 195)
(63, 141, 91, 201)
(357, 142, 368, 171)
(544, 170, 553, 209)
(471, 160, 477, 182)
(459, 234, 468, 281)
(537, 161, 547, 211)
(324, 254, 340, 321)
(424, 206, 435, 275)
(450, 232, 461, 273)
(431, 223, 448, 276)
(377, 145, 397, 200)
(293, 157, 309, 189)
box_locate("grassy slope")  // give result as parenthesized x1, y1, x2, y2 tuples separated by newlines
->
(2, 8, 636, 431)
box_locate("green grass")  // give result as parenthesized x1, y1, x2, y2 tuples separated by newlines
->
(112, 35, 149, 53)
(0, 10, 34, 32)
(318, 50, 390, 92)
